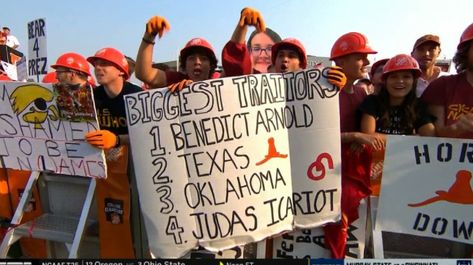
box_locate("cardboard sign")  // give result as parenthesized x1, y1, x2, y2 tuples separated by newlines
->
(376, 135, 473, 244)
(126, 69, 342, 257)
(27, 18, 48, 80)
(0, 82, 106, 178)
(271, 199, 367, 259)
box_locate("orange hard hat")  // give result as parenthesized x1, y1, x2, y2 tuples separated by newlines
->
(271, 38, 307, 69)
(42, 71, 58, 83)
(180, 38, 217, 66)
(87, 47, 129, 80)
(330, 32, 377, 60)
(458, 22, 473, 49)
(382, 54, 421, 79)
(51, 52, 91, 76)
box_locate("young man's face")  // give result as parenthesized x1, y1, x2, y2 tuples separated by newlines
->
(93, 59, 124, 85)
(411, 42, 441, 70)
(185, 52, 211, 82)
(336, 53, 370, 81)
(274, 49, 301, 73)
(55, 66, 73, 84)
(250, 32, 274, 73)
(369, 63, 387, 89)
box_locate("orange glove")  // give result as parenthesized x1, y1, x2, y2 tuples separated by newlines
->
(145, 16, 170, 38)
(169, 79, 193, 93)
(327, 66, 347, 90)
(239, 7, 266, 32)
(86, 130, 119, 150)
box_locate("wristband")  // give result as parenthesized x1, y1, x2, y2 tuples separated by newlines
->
(142, 37, 155, 45)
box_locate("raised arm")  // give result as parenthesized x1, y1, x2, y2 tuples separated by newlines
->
(135, 16, 170, 88)
(222, 7, 265, 77)
(231, 7, 265, 44)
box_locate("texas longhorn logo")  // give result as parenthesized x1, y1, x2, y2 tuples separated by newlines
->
(255, 137, 288, 166)
(9, 84, 59, 128)
(408, 169, 473, 207)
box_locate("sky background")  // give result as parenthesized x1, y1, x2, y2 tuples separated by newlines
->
(2, 0, 473, 79)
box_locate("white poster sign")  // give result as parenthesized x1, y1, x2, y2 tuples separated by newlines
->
(27, 18, 48, 80)
(376, 135, 473, 244)
(126, 69, 342, 258)
(0, 82, 106, 178)
(271, 198, 367, 259)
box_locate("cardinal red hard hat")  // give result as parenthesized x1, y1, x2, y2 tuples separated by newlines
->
(51, 52, 91, 76)
(180, 38, 217, 66)
(458, 22, 473, 49)
(271, 38, 307, 69)
(382, 54, 421, 79)
(87, 47, 129, 80)
(42, 71, 57, 83)
(330, 32, 377, 60)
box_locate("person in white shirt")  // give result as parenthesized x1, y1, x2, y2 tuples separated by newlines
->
(3, 27, 20, 49)
(411, 34, 448, 97)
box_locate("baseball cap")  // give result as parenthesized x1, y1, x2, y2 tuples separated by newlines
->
(412, 34, 440, 51)
(370, 58, 389, 77)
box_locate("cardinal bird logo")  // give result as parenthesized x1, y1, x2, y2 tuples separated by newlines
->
(9, 84, 59, 128)
(408, 169, 473, 207)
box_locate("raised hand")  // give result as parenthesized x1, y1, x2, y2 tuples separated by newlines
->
(239, 7, 266, 32)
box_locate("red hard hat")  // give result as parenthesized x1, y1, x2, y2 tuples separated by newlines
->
(271, 38, 307, 69)
(382, 54, 421, 79)
(458, 22, 473, 49)
(42, 71, 58, 83)
(330, 32, 377, 60)
(87, 47, 129, 80)
(51, 52, 91, 76)
(180, 38, 217, 65)
(87, 75, 96, 87)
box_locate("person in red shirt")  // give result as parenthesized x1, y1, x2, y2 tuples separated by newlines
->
(135, 16, 218, 91)
(221, 7, 346, 89)
(324, 31, 383, 259)
(422, 22, 473, 139)
(222, 7, 280, 75)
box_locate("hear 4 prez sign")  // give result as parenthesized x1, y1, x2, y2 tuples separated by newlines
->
(27, 18, 48, 81)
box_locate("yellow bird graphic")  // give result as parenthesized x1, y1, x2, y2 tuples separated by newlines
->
(9, 84, 59, 128)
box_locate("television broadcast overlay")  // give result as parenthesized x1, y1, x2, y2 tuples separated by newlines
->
(1, 258, 472, 265)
